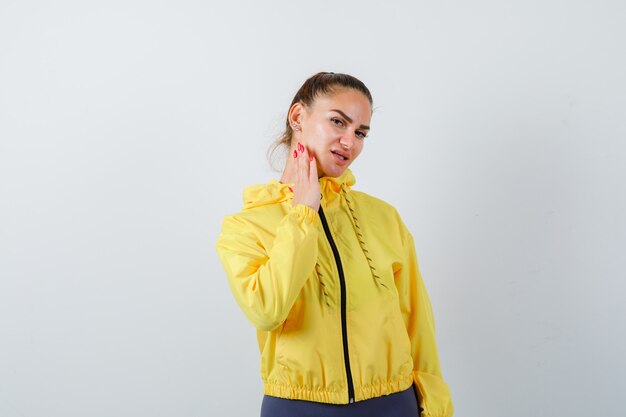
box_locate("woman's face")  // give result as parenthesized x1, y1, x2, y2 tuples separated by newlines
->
(296, 88, 372, 178)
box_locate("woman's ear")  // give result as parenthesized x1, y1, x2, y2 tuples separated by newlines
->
(288, 102, 305, 129)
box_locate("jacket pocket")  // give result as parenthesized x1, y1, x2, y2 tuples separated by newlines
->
(392, 299, 415, 375)
(276, 296, 304, 370)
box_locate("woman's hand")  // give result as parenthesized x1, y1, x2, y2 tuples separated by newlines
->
(291, 142, 320, 211)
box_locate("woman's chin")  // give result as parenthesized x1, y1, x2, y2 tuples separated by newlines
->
(318, 164, 348, 178)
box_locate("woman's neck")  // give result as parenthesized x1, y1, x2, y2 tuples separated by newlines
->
(279, 154, 297, 184)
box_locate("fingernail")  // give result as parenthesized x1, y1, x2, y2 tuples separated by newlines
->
(309, 155, 313, 161)
(293, 150, 298, 158)
(288, 187, 293, 192)
(298, 142, 304, 152)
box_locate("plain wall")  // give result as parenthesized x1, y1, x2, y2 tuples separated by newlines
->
(1, 1, 625, 416)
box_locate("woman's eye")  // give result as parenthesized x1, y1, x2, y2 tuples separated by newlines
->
(331, 117, 344, 126)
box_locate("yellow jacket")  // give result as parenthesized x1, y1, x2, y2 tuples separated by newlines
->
(215, 169, 453, 417)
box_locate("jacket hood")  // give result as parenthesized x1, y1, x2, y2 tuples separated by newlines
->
(243, 168, 356, 209)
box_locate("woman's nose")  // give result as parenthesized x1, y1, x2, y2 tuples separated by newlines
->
(340, 133, 356, 149)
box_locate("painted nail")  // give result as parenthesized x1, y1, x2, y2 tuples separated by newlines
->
(298, 142, 304, 152)
(309, 155, 314, 161)
(288, 187, 293, 192)
(293, 150, 298, 158)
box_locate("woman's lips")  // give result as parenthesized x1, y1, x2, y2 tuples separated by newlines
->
(331, 150, 349, 165)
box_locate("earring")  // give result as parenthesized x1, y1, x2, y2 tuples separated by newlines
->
(292, 122, 300, 131)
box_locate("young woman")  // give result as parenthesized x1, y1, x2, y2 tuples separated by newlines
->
(216, 72, 453, 417)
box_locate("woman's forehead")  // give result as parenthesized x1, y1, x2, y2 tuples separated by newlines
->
(311, 90, 372, 116)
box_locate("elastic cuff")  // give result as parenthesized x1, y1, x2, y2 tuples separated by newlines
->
(292, 204, 319, 225)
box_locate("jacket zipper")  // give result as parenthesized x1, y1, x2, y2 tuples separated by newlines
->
(318, 204, 355, 404)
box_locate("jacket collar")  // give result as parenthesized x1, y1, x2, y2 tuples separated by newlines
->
(319, 168, 356, 195)
(243, 169, 356, 209)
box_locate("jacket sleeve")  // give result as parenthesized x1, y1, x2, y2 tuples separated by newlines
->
(394, 215, 454, 417)
(215, 204, 320, 332)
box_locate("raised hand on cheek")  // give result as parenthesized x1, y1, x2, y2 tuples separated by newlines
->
(291, 142, 320, 211)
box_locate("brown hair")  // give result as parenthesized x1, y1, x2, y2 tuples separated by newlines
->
(267, 71, 373, 170)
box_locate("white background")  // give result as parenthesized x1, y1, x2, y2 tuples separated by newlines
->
(1, 1, 625, 416)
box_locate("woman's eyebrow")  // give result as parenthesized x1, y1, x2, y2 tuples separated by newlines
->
(330, 109, 370, 130)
